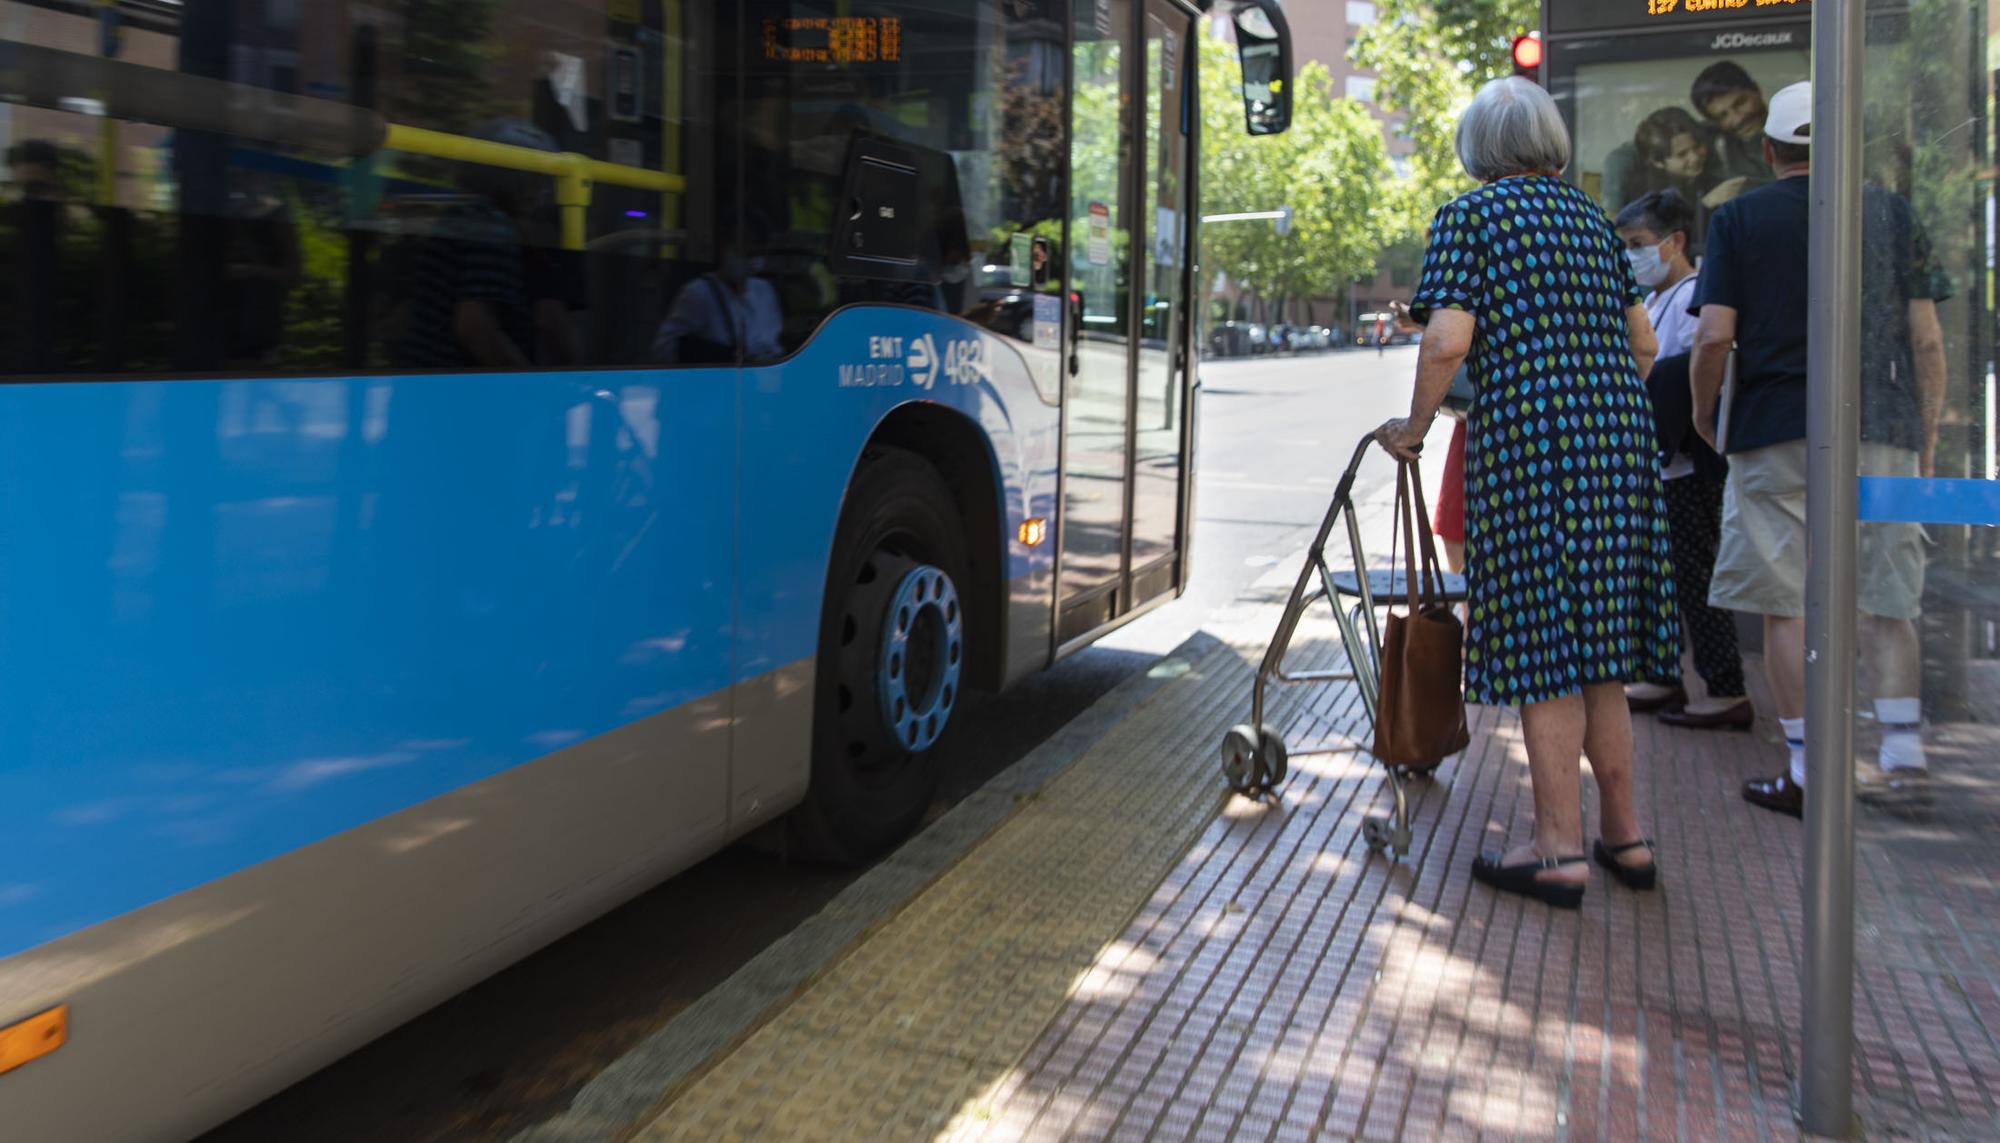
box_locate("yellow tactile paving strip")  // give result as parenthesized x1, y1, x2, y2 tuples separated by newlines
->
(632, 626, 1346, 1142)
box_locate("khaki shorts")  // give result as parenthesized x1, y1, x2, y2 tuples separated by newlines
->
(1709, 438, 1927, 620)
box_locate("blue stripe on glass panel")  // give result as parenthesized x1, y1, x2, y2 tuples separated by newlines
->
(1857, 476, 2000, 527)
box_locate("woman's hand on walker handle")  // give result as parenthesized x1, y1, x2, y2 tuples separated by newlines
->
(1375, 416, 1428, 463)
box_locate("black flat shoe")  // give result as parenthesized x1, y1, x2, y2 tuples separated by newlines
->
(1657, 702, 1755, 731)
(1471, 851, 1588, 909)
(1592, 838, 1658, 890)
(1626, 685, 1686, 713)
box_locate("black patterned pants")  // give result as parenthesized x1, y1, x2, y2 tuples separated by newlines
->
(1651, 469, 1748, 698)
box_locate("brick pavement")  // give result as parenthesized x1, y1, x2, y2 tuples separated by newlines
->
(948, 658, 2000, 1142)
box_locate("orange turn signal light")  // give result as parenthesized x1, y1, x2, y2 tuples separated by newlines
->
(1018, 518, 1048, 547)
(0, 1005, 67, 1076)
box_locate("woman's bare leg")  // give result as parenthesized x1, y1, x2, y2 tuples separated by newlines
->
(1582, 682, 1652, 868)
(1442, 538, 1465, 576)
(1509, 692, 1589, 885)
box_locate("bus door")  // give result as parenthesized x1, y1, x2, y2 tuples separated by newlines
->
(1059, 0, 1197, 646)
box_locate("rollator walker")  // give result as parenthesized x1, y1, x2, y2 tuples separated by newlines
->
(1220, 433, 1469, 858)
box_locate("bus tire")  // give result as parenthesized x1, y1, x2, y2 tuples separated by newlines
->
(790, 447, 969, 864)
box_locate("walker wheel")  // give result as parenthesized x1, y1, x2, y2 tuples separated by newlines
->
(1257, 728, 1290, 788)
(1221, 725, 1262, 793)
(1362, 816, 1392, 853)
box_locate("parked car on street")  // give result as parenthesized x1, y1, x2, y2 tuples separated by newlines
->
(1209, 321, 1252, 357)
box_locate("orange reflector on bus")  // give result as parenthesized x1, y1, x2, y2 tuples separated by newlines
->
(1018, 518, 1048, 547)
(0, 1005, 67, 1076)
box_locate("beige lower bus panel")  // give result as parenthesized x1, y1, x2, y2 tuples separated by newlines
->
(0, 671, 808, 1143)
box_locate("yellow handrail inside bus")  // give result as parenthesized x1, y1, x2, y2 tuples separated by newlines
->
(95, 0, 119, 207)
(381, 122, 688, 251)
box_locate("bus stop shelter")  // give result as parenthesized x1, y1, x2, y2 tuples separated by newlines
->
(1803, 0, 1998, 1134)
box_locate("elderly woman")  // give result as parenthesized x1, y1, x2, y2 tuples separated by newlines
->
(1375, 77, 1678, 909)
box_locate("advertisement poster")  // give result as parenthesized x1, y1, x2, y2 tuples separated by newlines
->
(1569, 40, 1807, 246)
(1010, 233, 1034, 286)
(1087, 202, 1111, 266)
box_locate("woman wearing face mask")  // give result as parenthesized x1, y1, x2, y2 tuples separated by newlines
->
(1614, 188, 1752, 730)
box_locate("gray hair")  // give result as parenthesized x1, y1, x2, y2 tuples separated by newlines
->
(1455, 77, 1572, 182)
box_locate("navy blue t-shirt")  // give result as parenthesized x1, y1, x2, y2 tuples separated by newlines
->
(1690, 176, 1809, 454)
(1693, 175, 1950, 454)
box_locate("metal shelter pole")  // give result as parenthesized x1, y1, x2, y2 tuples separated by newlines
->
(1801, 0, 1863, 1133)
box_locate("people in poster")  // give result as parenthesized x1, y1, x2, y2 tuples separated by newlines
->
(1689, 61, 1774, 188)
(1592, 56, 1796, 248)
(1605, 108, 1734, 229)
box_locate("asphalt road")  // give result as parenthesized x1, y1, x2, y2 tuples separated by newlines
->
(199, 346, 1433, 1143)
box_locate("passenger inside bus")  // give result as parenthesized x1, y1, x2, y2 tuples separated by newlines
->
(5, 138, 62, 202)
(389, 120, 584, 371)
(650, 231, 785, 365)
(219, 171, 302, 369)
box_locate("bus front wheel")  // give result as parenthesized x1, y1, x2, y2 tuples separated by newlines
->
(791, 447, 970, 863)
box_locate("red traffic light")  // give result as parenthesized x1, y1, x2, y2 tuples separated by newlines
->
(1511, 34, 1544, 75)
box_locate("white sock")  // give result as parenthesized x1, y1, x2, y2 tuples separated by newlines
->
(1782, 717, 1806, 787)
(1875, 697, 1926, 772)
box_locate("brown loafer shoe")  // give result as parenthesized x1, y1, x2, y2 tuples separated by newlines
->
(1627, 684, 1687, 713)
(1743, 773, 1803, 818)
(1658, 702, 1755, 731)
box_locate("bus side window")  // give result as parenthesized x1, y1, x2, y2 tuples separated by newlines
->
(0, 1, 744, 378)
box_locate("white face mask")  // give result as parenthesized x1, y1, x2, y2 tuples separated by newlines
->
(1626, 243, 1670, 289)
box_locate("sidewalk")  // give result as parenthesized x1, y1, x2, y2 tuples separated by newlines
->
(598, 538, 2000, 1141)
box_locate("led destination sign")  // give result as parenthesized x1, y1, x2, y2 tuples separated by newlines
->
(763, 17, 903, 65)
(1547, 0, 1810, 35)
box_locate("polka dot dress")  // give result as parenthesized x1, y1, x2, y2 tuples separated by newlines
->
(1409, 175, 1679, 707)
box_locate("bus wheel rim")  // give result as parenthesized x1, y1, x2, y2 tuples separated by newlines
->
(877, 563, 963, 753)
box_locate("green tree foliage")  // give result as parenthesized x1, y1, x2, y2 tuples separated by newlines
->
(1353, 0, 1538, 217)
(390, 0, 506, 133)
(1198, 32, 1393, 310)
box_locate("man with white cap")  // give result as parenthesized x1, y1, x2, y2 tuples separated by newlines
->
(1688, 80, 1949, 817)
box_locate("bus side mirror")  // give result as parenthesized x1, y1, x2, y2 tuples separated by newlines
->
(1233, 0, 1293, 136)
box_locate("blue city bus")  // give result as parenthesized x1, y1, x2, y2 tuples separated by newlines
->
(0, 1, 1292, 1138)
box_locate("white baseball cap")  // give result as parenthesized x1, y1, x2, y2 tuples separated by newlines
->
(1764, 81, 1811, 144)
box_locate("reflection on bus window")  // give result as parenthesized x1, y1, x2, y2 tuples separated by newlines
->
(740, 0, 1068, 384)
(0, 0, 1068, 380)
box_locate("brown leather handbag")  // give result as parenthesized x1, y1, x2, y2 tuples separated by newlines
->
(1372, 460, 1470, 770)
